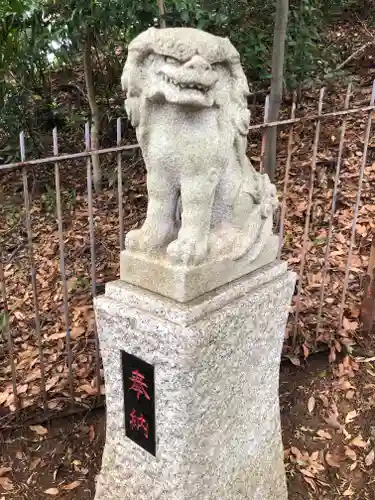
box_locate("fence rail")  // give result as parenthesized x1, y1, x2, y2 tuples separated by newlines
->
(0, 81, 374, 425)
(0, 143, 139, 172)
(1, 103, 375, 173)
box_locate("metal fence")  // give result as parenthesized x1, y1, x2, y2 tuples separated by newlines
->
(0, 81, 374, 425)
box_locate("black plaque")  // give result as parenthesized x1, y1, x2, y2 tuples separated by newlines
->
(122, 351, 156, 456)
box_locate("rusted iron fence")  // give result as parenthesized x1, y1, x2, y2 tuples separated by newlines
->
(0, 81, 374, 424)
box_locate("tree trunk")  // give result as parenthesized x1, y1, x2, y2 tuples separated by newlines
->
(83, 25, 101, 192)
(264, 0, 289, 182)
(157, 0, 166, 28)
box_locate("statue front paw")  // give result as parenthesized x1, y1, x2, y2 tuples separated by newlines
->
(125, 228, 162, 253)
(167, 237, 208, 266)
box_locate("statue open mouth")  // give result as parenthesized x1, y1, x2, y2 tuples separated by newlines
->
(154, 60, 218, 107)
(160, 72, 210, 93)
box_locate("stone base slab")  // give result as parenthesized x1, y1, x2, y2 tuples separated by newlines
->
(94, 261, 295, 500)
(120, 235, 279, 303)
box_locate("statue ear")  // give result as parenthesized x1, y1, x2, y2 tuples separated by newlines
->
(235, 107, 250, 136)
(231, 63, 250, 97)
(125, 97, 141, 128)
(121, 67, 128, 93)
(122, 61, 141, 128)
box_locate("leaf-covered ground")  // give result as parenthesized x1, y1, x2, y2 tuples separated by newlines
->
(0, 80, 374, 417)
(1, 356, 375, 499)
(282, 354, 375, 499)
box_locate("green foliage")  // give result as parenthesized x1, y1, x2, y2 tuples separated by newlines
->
(166, 0, 356, 89)
(0, 0, 373, 163)
(285, 0, 334, 88)
(40, 184, 77, 213)
(0, 0, 53, 158)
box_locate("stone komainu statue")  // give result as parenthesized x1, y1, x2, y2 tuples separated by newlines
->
(121, 27, 278, 267)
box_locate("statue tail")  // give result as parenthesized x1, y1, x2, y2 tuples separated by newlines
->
(231, 172, 277, 262)
(231, 210, 273, 262)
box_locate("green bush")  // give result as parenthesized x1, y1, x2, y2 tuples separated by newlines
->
(166, 0, 358, 89)
(0, 0, 372, 162)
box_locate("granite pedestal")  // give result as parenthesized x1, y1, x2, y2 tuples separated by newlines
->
(120, 235, 279, 303)
(94, 261, 295, 500)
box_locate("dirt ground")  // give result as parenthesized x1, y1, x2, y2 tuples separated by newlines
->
(1, 354, 375, 499)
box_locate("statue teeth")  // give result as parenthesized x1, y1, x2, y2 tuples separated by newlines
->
(161, 74, 207, 92)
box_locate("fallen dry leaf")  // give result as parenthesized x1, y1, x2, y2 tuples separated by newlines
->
(0, 477, 13, 491)
(45, 375, 60, 392)
(343, 427, 352, 440)
(14, 310, 25, 321)
(346, 390, 355, 400)
(285, 355, 301, 366)
(29, 458, 42, 471)
(48, 332, 66, 341)
(0, 468, 11, 478)
(79, 384, 97, 396)
(29, 424, 48, 436)
(0, 391, 10, 406)
(335, 379, 355, 391)
(301, 468, 315, 478)
(345, 446, 357, 461)
(345, 410, 357, 424)
(351, 434, 368, 449)
(365, 449, 375, 466)
(62, 480, 81, 490)
(89, 424, 95, 443)
(316, 429, 332, 440)
(343, 317, 358, 331)
(303, 476, 317, 492)
(343, 485, 355, 496)
(71, 326, 86, 339)
(326, 452, 341, 468)
(325, 411, 342, 430)
(319, 394, 329, 407)
(44, 488, 59, 495)
(308, 396, 315, 413)
(290, 446, 303, 459)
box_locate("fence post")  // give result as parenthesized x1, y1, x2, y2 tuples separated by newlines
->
(361, 234, 375, 333)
